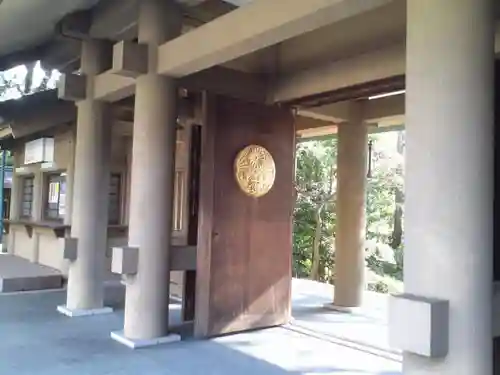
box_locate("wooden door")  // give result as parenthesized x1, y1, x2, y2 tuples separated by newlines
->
(194, 94, 295, 338)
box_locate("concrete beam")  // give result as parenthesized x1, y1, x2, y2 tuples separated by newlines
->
(297, 125, 338, 139)
(57, 73, 87, 101)
(274, 21, 500, 104)
(157, 0, 393, 77)
(181, 66, 268, 102)
(93, 72, 136, 102)
(94, 66, 267, 103)
(272, 43, 405, 103)
(297, 109, 344, 124)
(312, 94, 405, 123)
(110, 41, 148, 78)
(365, 94, 405, 121)
(295, 114, 338, 139)
(295, 114, 335, 131)
(10, 102, 76, 139)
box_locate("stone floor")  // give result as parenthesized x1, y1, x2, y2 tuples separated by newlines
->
(0, 279, 401, 375)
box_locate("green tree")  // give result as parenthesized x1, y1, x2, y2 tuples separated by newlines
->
(293, 130, 405, 292)
(0, 62, 58, 101)
(294, 139, 337, 282)
(365, 132, 404, 284)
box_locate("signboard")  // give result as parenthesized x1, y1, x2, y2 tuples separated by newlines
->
(24, 138, 54, 165)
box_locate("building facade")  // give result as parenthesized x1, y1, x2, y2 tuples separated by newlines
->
(0, 91, 193, 298)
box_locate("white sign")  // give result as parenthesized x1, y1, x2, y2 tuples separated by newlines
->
(24, 138, 54, 165)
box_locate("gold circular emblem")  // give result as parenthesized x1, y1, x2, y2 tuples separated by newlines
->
(234, 145, 276, 198)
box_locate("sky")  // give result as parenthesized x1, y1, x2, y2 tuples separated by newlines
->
(0, 61, 60, 101)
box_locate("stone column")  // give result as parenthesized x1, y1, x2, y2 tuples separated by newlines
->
(30, 171, 43, 262)
(58, 40, 112, 316)
(63, 130, 76, 227)
(402, 0, 494, 373)
(329, 101, 368, 311)
(111, 0, 182, 347)
(7, 152, 21, 253)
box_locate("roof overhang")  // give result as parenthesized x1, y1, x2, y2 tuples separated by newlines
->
(0, 0, 246, 72)
(0, 0, 101, 70)
(0, 90, 75, 144)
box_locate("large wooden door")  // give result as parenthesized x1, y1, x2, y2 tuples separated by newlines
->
(194, 94, 295, 338)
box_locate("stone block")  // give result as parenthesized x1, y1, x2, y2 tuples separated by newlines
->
(62, 238, 78, 261)
(111, 41, 148, 77)
(111, 246, 138, 275)
(389, 293, 449, 358)
(57, 73, 87, 101)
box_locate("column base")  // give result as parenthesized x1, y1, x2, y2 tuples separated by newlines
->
(57, 304, 113, 317)
(110, 330, 181, 349)
(323, 303, 363, 314)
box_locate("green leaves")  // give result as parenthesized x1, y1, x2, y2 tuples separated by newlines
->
(0, 62, 59, 101)
(293, 131, 405, 290)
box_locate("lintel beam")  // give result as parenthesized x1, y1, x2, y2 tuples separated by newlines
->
(273, 43, 406, 104)
(311, 94, 405, 123)
(274, 21, 500, 104)
(181, 66, 268, 102)
(110, 41, 148, 78)
(93, 67, 267, 103)
(58, 73, 87, 101)
(10, 102, 76, 139)
(157, 0, 393, 77)
(93, 72, 136, 102)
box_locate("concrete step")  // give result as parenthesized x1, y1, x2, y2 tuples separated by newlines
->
(0, 254, 63, 292)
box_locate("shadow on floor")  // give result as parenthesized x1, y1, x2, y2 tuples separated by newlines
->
(0, 287, 401, 375)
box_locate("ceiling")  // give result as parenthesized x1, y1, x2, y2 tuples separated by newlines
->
(226, 1, 406, 75)
(0, 0, 100, 56)
(0, 0, 251, 69)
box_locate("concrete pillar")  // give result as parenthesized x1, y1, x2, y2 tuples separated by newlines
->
(9, 151, 22, 221)
(30, 171, 43, 262)
(31, 171, 43, 222)
(58, 40, 112, 316)
(7, 153, 19, 253)
(63, 130, 76, 226)
(403, 0, 494, 373)
(9, 180, 19, 221)
(330, 101, 368, 310)
(111, 0, 182, 347)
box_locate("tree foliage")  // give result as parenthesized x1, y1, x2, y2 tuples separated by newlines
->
(293, 139, 337, 281)
(0, 62, 58, 101)
(293, 131, 405, 293)
(0, 62, 58, 165)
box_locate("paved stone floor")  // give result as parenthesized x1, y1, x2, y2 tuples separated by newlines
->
(0, 279, 401, 375)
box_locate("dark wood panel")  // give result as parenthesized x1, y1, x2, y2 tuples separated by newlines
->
(182, 270, 197, 322)
(194, 92, 217, 336)
(194, 94, 295, 338)
(494, 60, 500, 281)
(183, 123, 202, 322)
(187, 124, 202, 246)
